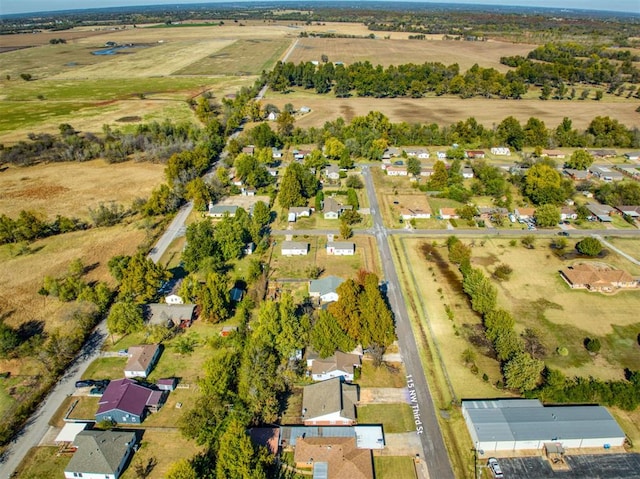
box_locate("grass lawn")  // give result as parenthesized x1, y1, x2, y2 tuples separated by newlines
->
(67, 397, 101, 422)
(356, 404, 416, 433)
(82, 357, 127, 380)
(357, 360, 407, 388)
(139, 387, 199, 428)
(281, 387, 304, 425)
(374, 456, 417, 479)
(14, 446, 70, 479)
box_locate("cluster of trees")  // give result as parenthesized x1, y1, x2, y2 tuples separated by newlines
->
(515, 162, 574, 205)
(265, 60, 528, 99)
(446, 237, 544, 392)
(595, 181, 640, 207)
(501, 43, 639, 91)
(0, 210, 86, 244)
(278, 161, 321, 208)
(311, 271, 396, 364)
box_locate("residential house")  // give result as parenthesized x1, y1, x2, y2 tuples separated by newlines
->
(405, 148, 430, 159)
(542, 149, 566, 159)
(208, 204, 239, 218)
(400, 208, 431, 220)
(64, 430, 137, 479)
(124, 344, 161, 379)
(382, 147, 401, 160)
(220, 325, 238, 337)
(615, 205, 640, 218)
(242, 145, 255, 155)
(144, 304, 196, 329)
(624, 151, 640, 161)
(560, 206, 578, 221)
(514, 207, 536, 220)
(438, 208, 459, 219)
(244, 242, 255, 255)
(96, 378, 166, 424)
(164, 278, 184, 305)
(326, 241, 355, 256)
(267, 167, 279, 178)
(323, 197, 349, 220)
(289, 207, 311, 221)
(615, 165, 640, 180)
(309, 276, 345, 303)
(587, 149, 616, 159)
(287, 212, 297, 222)
(302, 377, 358, 426)
(325, 165, 341, 180)
(293, 437, 374, 479)
(309, 351, 362, 381)
(560, 263, 637, 292)
(230, 287, 244, 302)
(300, 106, 312, 113)
(465, 150, 485, 159)
(419, 166, 434, 177)
(436, 151, 447, 160)
(490, 147, 511, 156)
(564, 168, 590, 181)
(477, 207, 508, 220)
(267, 111, 279, 121)
(278, 424, 384, 450)
(281, 241, 309, 256)
(385, 165, 408, 176)
(293, 149, 311, 161)
(586, 203, 614, 222)
(241, 187, 256, 196)
(589, 165, 624, 182)
(462, 167, 474, 179)
(271, 148, 283, 160)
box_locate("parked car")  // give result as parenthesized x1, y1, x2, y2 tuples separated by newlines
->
(487, 457, 504, 478)
(75, 380, 95, 388)
(557, 231, 570, 236)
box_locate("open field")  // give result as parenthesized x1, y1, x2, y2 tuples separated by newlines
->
(263, 94, 640, 130)
(357, 360, 407, 388)
(374, 456, 417, 479)
(0, 159, 164, 219)
(286, 37, 535, 72)
(176, 38, 292, 75)
(13, 446, 70, 479)
(356, 404, 416, 433)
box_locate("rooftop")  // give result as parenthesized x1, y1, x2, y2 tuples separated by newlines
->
(65, 430, 136, 475)
(309, 276, 345, 296)
(302, 378, 358, 422)
(125, 344, 160, 374)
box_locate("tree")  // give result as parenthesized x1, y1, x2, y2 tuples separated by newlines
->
(324, 137, 347, 161)
(311, 310, 356, 358)
(216, 418, 269, 479)
(199, 273, 231, 323)
(0, 322, 20, 359)
(407, 157, 421, 177)
(278, 162, 318, 208)
(106, 301, 144, 335)
(340, 221, 353, 239)
(503, 352, 544, 392)
(428, 160, 448, 190)
(358, 273, 396, 349)
(494, 328, 524, 361)
(345, 175, 363, 189)
(524, 163, 568, 205)
(166, 459, 198, 479)
(521, 235, 535, 249)
(523, 117, 548, 148)
(566, 150, 594, 170)
(534, 204, 560, 228)
(118, 253, 170, 303)
(276, 110, 294, 137)
(584, 337, 602, 353)
(576, 237, 603, 256)
(182, 221, 220, 273)
(496, 116, 525, 151)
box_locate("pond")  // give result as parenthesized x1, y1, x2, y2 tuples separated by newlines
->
(91, 45, 136, 55)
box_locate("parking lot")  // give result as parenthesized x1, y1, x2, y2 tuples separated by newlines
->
(497, 453, 640, 479)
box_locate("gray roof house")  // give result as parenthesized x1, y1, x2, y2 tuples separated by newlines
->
(326, 241, 355, 256)
(208, 204, 239, 218)
(589, 165, 624, 182)
(309, 276, 345, 303)
(145, 304, 196, 328)
(281, 241, 309, 256)
(302, 377, 358, 426)
(324, 164, 341, 180)
(462, 399, 625, 452)
(96, 378, 166, 424)
(64, 430, 137, 479)
(310, 351, 362, 382)
(586, 203, 614, 222)
(124, 344, 161, 378)
(323, 197, 350, 219)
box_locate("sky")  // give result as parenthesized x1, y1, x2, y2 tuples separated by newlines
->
(1, 0, 638, 16)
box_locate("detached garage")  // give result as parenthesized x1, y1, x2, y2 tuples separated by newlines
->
(462, 399, 625, 453)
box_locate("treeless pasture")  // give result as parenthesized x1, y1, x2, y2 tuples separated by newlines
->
(0, 159, 164, 219)
(286, 37, 535, 72)
(263, 94, 640, 130)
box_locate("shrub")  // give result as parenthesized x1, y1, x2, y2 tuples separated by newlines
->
(576, 237, 603, 256)
(556, 346, 569, 356)
(493, 263, 513, 281)
(584, 337, 602, 353)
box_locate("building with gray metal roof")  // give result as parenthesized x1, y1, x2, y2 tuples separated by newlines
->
(462, 399, 625, 453)
(64, 430, 136, 479)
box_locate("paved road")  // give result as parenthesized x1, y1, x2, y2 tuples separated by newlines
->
(361, 165, 455, 479)
(0, 323, 108, 477)
(273, 228, 640, 238)
(147, 201, 194, 264)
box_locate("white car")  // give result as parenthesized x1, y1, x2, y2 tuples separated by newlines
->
(487, 457, 504, 478)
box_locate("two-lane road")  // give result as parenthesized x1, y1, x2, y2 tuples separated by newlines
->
(361, 165, 455, 479)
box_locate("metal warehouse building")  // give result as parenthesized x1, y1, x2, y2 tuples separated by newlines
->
(462, 399, 625, 452)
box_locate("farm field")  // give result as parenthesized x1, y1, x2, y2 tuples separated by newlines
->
(262, 94, 640, 131)
(285, 37, 535, 72)
(0, 159, 164, 219)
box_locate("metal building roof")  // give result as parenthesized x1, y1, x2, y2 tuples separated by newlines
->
(463, 399, 625, 443)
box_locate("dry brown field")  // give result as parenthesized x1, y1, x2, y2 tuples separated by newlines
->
(0, 159, 164, 219)
(286, 37, 535, 72)
(264, 94, 640, 130)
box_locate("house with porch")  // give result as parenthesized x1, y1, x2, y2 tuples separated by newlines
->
(309, 276, 345, 303)
(302, 377, 358, 426)
(64, 430, 137, 479)
(124, 344, 161, 378)
(281, 241, 310, 256)
(309, 351, 362, 382)
(326, 241, 355, 255)
(96, 378, 166, 424)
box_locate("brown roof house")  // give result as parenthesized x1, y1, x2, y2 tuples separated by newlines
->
(302, 377, 358, 426)
(560, 263, 637, 292)
(309, 351, 362, 382)
(125, 344, 161, 378)
(294, 437, 374, 479)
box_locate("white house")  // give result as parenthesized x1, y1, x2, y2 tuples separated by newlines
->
(64, 430, 137, 479)
(406, 148, 430, 159)
(302, 377, 358, 426)
(309, 351, 362, 381)
(560, 206, 578, 221)
(164, 278, 184, 305)
(309, 276, 345, 303)
(271, 148, 283, 159)
(386, 165, 408, 176)
(323, 197, 348, 220)
(624, 151, 640, 161)
(124, 344, 161, 379)
(326, 241, 355, 255)
(324, 164, 340, 180)
(462, 399, 625, 452)
(267, 111, 279, 121)
(436, 151, 447, 159)
(281, 241, 309, 256)
(491, 147, 511, 156)
(289, 207, 311, 220)
(462, 167, 474, 179)
(400, 208, 431, 220)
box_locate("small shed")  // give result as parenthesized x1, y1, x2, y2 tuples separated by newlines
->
(157, 378, 177, 391)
